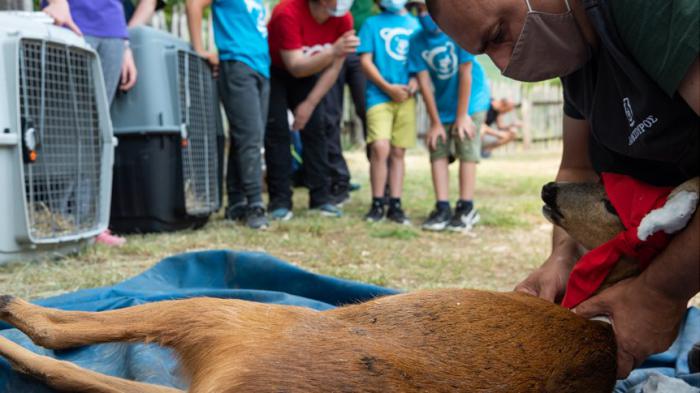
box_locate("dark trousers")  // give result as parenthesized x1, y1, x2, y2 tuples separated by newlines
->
(324, 73, 351, 191)
(219, 61, 269, 207)
(265, 67, 331, 210)
(340, 53, 369, 160)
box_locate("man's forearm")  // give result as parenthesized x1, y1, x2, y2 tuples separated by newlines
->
(303, 57, 344, 107)
(642, 206, 700, 303)
(283, 49, 335, 78)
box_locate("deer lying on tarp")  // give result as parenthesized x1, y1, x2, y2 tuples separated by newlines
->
(0, 176, 697, 393)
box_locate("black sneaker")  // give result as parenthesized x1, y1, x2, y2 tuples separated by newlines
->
(422, 207, 452, 231)
(387, 206, 410, 225)
(330, 183, 351, 206)
(245, 205, 269, 230)
(364, 202, 385, 223)
(447, 203, 480, 232)
(225, 203, 247, 221)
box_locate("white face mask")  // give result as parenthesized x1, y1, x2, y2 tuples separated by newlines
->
(327, 0, 354, 17)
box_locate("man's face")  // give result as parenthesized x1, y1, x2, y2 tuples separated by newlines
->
(428, 0, 569, 70)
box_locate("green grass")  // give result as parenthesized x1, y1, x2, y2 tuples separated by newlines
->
(0, 148, 562, 300)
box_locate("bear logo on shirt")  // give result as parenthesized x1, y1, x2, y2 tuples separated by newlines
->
(244, 0, 267, 37)
(422, 41, 458, 80)
(379, 27, 414, 62)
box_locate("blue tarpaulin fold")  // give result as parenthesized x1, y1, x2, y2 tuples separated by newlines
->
(0, 250, 696, 392)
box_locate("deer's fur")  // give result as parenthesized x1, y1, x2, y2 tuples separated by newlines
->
(0, 177, 697, 393)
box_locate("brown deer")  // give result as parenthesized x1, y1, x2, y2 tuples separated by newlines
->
(0, 177, 697, 393)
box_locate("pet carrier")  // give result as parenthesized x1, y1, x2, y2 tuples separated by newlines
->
(0, 13, 115, 263)
(110, 26, 223, 233)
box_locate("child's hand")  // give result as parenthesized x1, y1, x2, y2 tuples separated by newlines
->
(454, 115, 476, 141)
(386, 84, 410, 102)
(332, 30, 360, 58)
(197, 50, 220, 77)
(407, 78, 419, 96)
(426, 124, 447, 151)
(292, 100, 316, 131)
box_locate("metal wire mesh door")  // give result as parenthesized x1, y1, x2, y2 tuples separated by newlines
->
(177, 51, 220, 216)
(18, 39, 104, 241)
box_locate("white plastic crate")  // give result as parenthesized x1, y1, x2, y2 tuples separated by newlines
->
(0, 12, 115, 263)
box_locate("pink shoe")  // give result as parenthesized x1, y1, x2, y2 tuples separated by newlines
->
(95, 229, 126, 247)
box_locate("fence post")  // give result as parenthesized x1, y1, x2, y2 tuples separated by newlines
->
(521, 94, 532, 150)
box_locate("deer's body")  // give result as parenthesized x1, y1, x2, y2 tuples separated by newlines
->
(0, 177, 696, 393)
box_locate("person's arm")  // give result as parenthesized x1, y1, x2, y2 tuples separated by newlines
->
(128, 0, 158, 27)
(575, 201, 699, 378)
(453, 61, 474, 140)
(515, 115, 598, 302)
(678, 57, 700, 116)
(281, 30, 359, 78)
(360, 53, 409, 103)
(291, 57, 346, 130)
(43, 0, 82, 35)
(186, 0, 219, 71)
(416, 71, 446, 150)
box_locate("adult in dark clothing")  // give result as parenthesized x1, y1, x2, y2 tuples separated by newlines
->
(427, 0, 699, 379)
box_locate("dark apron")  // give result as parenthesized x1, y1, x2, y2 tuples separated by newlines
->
(561, 0, 699, 187)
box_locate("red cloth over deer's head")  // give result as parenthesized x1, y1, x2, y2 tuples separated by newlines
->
(561, 173, 675, 309)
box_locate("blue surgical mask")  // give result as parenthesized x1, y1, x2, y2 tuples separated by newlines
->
(380, 0, 407, 13)
(328, 0, 354, 17)
(418, 12, 440, 35)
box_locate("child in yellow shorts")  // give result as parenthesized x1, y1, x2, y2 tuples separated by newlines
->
(358, 0, 421, 223)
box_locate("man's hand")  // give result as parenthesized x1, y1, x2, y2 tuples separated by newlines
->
(454, 115, 476, 141)
(426, 123, 447, 151)
(574, 276, 687, 379)
(332, 30, 360, 58)
(292, 100, 316, 131)
(119, 46, 138, 91)
(386, 84, 410, 103)
(515, 253, 574, 303)
(197, 51, 220, 77)
(43, 0, 82, 36)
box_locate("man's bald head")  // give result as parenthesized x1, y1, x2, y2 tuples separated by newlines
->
(425, 0, 573, 71)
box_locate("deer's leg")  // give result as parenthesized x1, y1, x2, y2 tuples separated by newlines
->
(0, 295, 229, 350)
(0, 336, 183, 393)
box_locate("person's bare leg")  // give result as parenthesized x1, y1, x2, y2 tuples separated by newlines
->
(431, 158, 450, 202)
(388, 146, 406, 198)
(370, 140, 391, 198)
(0, 335, 183, 393)
(459, 161, 477, 201)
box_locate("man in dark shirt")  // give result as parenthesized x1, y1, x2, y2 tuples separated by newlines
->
(426, 0, 699, 379)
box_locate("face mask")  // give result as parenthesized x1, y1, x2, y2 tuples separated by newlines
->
(327, 0, 354, 17)
(418, 12, 440, 35)
(380, 0, 407, 13)
(502, 0, 591, 82)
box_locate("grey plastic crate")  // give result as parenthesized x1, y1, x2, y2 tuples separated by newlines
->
(0, 12, 115, 264)
(111, 26, 221, 218)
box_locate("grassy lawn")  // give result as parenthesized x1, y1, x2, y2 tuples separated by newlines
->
(1, 147, 696, 306)
(0, 147, 561, 300)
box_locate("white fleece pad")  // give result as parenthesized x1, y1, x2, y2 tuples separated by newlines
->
(638, 191, 699, 241)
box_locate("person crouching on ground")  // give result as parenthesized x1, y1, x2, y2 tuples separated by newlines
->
(359, 0, 421, 224)
(265, 0, 359, 220)
(408, 1, 490, 232)
(187, 0, 271, 230)
(481, 98, 519, 158)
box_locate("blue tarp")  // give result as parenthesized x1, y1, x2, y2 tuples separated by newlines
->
(0, 250, 697, 392)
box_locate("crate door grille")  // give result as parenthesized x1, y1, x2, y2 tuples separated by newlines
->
(177, 51, 219, 215)
(19, 39, 103, 241)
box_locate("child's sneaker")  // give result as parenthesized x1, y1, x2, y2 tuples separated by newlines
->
(422, 207, 452, 231)
(364, 201, 385, 223)
(387, 205, 410, 225)
(311, 203, 343, 218)
(245, 205, 269, 230)
(270, 207, 293, 221)
(447, 202, 480, 232)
